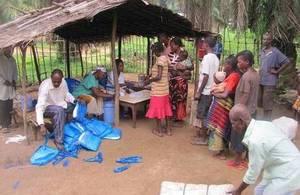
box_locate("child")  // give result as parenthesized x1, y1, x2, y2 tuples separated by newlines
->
(175, 50, 193, 80)
(211, 71, 226, 93)
(145, 42, 173, 137)
(192, 37, 220, 145)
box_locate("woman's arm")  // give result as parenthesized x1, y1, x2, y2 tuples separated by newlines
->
(212, 88, 230, 98)
(144, 65, 163, 85)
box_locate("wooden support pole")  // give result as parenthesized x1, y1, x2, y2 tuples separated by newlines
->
(20, 44, 30, 145)
(31, 45, 42, 84)
(65, 40, 71, 78)
(78, 44, 84, 77)
(194, 38, 200, 97)
(111, 11, 119, 126)
(118, 36, 122, 59)
(146, 37, 151, 75)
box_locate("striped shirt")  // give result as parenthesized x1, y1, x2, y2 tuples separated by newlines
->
(151, 56, 170, 96)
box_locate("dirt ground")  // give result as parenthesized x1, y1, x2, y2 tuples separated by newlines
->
(1, 79, 300, 195)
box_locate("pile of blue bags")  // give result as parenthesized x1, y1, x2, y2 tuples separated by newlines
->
(30, 102, 122, 166)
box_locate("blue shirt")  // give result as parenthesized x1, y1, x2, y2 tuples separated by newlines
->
(214, 42, 223, 55)
(242, 119, 300, 194)
(259, 47, 289, 86)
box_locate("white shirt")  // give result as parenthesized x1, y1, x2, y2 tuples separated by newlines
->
(0, 52, 18, 100)
(108, 71, 125, 85)
(197, 53, 219, 95)
(36, 78, 74, 125)
(242, 119, 300, 194)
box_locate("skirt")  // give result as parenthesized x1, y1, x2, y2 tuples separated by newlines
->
(146, 95, 173, 119)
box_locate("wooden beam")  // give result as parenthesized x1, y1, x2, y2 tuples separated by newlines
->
(77, 44, 84, 77)
(65, 40, 71, 78)
(111, 11, 119, 126)
(30, 45, 42, 84)
(194, 38, 200, 97)
(118, 36, 122, 59)
(146, 37, 151, 75)
(20, 44, 30, 145)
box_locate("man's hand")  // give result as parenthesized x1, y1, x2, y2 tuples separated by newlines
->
(40, 125, 47, 136)
(269, 68, 279, 75)
(12, 80, 16, 89)
(4, 80, 11, 86)
(194, 93, 201, 101)
(226, 189, 241, 195)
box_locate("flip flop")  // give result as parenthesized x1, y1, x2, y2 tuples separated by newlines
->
(152, 129, 163, 137)
(227, 160, 248, 170)
(2, 128, 10, 134)
(166, 129, 172, 136)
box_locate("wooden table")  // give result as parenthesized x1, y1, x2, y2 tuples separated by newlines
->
(119, 90, 150, 128)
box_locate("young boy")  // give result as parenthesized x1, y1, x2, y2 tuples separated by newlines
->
(192, 37, 220, 145)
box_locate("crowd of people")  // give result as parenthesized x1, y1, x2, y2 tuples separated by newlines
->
(1, 31, 300, 194)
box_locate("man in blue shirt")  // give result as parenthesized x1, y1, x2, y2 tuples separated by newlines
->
(259, 32, 290, 121)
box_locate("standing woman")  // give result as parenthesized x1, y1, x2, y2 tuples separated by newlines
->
(206, 55, 241, 159)
(145, 42, 173, 136)
(168, 37, 189, 123)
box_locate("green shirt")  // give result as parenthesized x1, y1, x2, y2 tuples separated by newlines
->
(72, 73, 98, 98)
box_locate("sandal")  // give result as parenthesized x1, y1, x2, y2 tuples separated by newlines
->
(152, 129, 163, 137)
(2, 128, 10, 134)
(227, 160, 248, 170)
(166, 129, 172, 136)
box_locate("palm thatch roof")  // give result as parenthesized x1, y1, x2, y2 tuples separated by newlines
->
(0, 0, 211, 49)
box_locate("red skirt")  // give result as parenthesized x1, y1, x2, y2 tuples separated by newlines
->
(146, 95, 173, 119)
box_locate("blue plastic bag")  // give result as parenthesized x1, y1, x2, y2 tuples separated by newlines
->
(73, 102, 87, 122)
(64, 123, 81, 138)
(30, 133, 59, 166)
(65, 78, 80, 94)
(78, 131, 102, 151)
(83, 152, 103, 163)
(104, 128, 122, 140)
(114, 165, 130, 173)
(83, 119, 112, 138)
(116, 156, 142, 164)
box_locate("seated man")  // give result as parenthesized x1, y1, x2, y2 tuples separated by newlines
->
(36, 69, 75, 150)
(228, 104, 300, 195)
(72, 67, 112, 118)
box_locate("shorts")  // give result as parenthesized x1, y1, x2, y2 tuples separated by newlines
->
(230, 130, 246, 153)
(258, 85, 275, 111)
(196, 94, 212, 120)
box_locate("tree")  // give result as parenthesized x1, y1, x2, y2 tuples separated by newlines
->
(233, 0, 300, 88)
(0, 0, 51, 24)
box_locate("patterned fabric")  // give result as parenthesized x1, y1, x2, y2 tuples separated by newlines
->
(207, 97, 233, 138)
(151, 55, 170, 96)
(169, 76, 188, 120)
(207, 97, 233, 151)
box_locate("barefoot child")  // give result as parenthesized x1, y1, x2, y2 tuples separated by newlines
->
(145, 42, 173, 137)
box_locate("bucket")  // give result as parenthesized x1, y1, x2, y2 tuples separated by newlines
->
(103, 100, 115, 125)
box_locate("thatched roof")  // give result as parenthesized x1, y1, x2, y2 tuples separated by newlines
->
(0, 0, 210, 49)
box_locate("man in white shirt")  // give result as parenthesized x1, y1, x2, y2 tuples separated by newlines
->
(192, 37, 219, 145)
(228, 104, 300, 195)
(36, 69, 75, 150)
(0, 46, 18, 133)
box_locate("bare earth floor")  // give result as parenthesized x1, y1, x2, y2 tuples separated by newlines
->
(0, 103, 299, 195)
